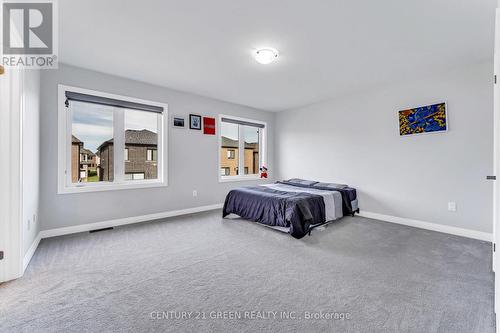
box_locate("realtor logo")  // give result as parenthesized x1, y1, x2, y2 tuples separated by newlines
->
(2, 0, 58, 68)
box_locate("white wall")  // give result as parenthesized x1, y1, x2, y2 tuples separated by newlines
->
(276, 62, 493, 233)
(39, 64, 275, 230)
(22, 70, 41, 254)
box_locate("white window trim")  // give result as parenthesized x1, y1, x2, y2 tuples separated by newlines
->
(218, 114, 267, 183)
(57, 84, 168, 194)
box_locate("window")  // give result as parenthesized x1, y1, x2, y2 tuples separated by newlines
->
(220, 167, 230, 176)
(125, 172, 145, 180)
(125, 109, 159, 180)
(220, 121, 239, 177)
(219, 115, 266, 181)
(146, 148, 157, 162)
(243, 125, 259, 175)
(72, 100, 113, 183)
(58, 85, 168, 193)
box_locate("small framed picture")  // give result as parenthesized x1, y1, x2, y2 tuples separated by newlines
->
(189, 114, 202, 130)
(203, 117, 216, 135)
(172, 115, 185, 128)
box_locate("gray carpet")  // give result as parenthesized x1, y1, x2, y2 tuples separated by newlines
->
(0, 210, 495, 332)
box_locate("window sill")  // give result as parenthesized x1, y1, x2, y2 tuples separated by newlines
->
(58, 180, 167, 194)
(219, 175, 266, 183)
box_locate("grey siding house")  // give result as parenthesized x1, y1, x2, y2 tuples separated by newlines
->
(98, 129, 158, 181)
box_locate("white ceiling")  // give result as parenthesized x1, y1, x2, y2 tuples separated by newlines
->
(59, 0, 496, 111)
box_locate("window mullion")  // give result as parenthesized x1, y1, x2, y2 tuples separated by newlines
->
(238, 125, 244, 176)
(113, 108, 125, 182)
(156, 113, 163, 182)
(259, 128, 265, 168)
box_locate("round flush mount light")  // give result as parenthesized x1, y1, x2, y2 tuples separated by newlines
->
(254, 48, 279, 65)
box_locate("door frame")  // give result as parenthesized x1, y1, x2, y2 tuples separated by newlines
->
(0, 68, 24, 283)
(494, 7, 500, 331)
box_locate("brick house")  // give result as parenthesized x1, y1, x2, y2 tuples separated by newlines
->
(79, 148, 96, 181)
(71, 136, 99, 182)
(98, 129, 158, 181)
(220, 136, 259, 176)
(71, 135, 83, 182)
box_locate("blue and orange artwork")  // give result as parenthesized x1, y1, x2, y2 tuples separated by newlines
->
(398, 102, 447, 136)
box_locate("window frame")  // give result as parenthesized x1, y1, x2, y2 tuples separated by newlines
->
(57, 84, 168, 194)
(218, 114, 267, 182)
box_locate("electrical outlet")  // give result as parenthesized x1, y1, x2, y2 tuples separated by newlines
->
(448, 202, 457, 212)
(193, 190, 198, 197)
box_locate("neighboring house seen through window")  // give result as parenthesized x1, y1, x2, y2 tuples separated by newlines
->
(123, 109, 159, 180)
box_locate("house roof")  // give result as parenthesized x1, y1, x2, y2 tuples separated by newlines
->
(98, 129, 158, 151)
(72, 135, 82, 144)
(221, 136, 238, 148)
(81, 148, 95, 156)
(125, 129, 157, 145)
(221, 136, 258, 150)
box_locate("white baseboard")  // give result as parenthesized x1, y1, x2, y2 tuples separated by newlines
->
(358, 211, 492, 242)
(40, 203, 224, 239)
(23, 232, 41, 272)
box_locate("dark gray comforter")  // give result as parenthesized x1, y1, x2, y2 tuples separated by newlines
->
(222, 186, 325, 239)
(277, 180, 357, 216)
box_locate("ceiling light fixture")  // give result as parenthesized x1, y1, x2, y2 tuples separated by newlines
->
(254, 48, 279, 65)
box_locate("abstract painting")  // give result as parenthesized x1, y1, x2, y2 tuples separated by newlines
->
(398, 102, 447, 136)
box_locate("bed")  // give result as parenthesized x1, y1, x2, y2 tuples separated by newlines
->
(222, 179, 358, 239)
